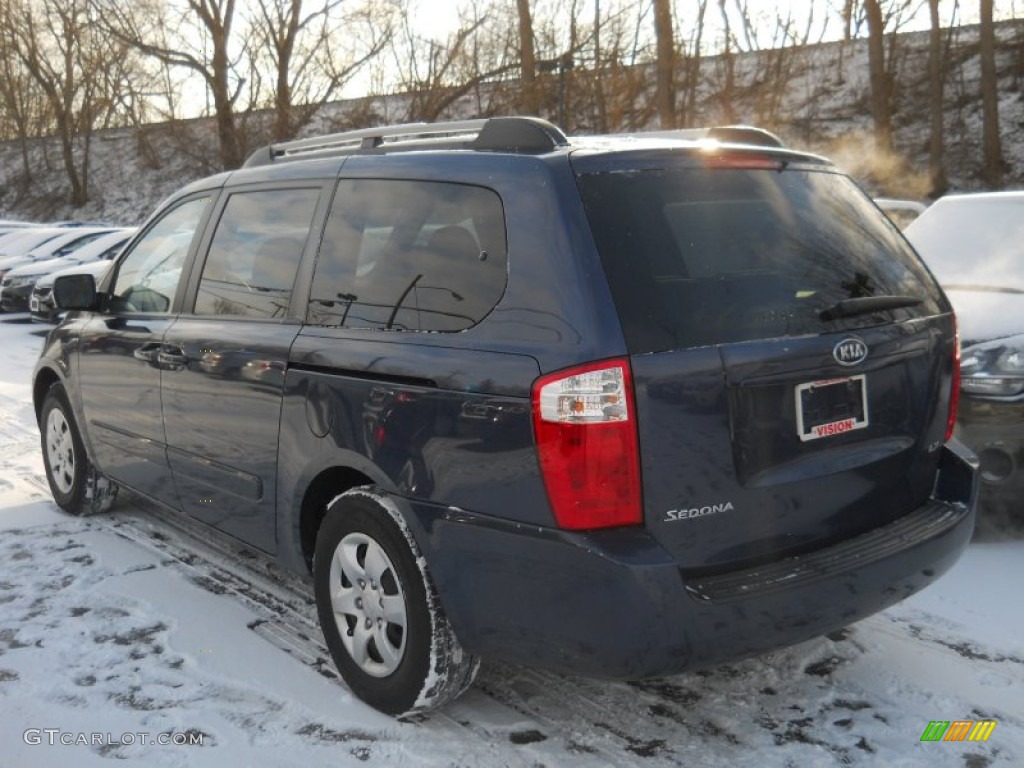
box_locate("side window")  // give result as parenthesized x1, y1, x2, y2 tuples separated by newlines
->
(195, 188, 320, 319)
(110, 198, 210, 314)
(307, 179, 507, 332)
(53, 232, 104, 257)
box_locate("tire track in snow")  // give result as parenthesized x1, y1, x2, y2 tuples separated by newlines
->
(96, 505, 536, 760)
(101, 501, 662, 766)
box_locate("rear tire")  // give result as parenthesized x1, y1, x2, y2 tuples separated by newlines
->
(40, 383, 117, 516)
(313, 489, 478, 716)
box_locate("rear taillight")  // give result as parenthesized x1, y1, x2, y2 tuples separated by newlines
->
(531, 359, 642, 530)
(945, 314, 961, 442)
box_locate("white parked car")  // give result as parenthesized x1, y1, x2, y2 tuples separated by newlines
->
(875, 198, 928, 230)
(0, 227, 116, 277)
(0, 228, 71, 266)
(1, 228, 129, 313)
(905, 191, 1024, 513)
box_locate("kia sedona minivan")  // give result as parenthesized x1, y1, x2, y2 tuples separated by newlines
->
(35, 117, 977, 716)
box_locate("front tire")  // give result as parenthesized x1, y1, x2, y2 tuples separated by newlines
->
(40, 383, 117, 516)
(313, 489, 478, 716)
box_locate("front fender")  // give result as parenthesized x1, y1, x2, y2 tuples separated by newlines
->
(32, 320, 99, 466)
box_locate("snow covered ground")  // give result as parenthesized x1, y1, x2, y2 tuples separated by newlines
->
(0, 314, 1021, 767)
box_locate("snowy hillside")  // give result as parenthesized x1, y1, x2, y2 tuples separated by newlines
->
(1, 20, 1023, 226)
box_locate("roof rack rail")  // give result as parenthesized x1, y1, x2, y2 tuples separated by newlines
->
(243, 116, 569, 167)
(634, 125, 785, 148)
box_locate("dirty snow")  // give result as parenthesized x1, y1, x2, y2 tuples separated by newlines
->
(0, 314, 1021, 767)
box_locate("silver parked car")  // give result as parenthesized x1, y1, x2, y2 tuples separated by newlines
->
(29, 230, 136, 322)
(0, 228, 121, 312)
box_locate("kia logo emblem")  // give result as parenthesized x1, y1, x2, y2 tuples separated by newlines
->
(833, 337, 868, 366)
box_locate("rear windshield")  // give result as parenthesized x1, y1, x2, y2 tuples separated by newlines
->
(576, 163, 944, 353)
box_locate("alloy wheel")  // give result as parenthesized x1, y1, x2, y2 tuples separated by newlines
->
(45, 407, 76, 495)
(328, 532, 408, 677)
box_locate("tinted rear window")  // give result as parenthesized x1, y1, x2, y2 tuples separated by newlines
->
(195, 188, 320, 319)
(308, 179, 507, 332)
(577, 164, 943, 353)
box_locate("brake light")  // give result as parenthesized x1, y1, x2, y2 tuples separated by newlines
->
(702, 153, 784, 171)
(531, 359, 642, 530)
(946, 315, 961, 442)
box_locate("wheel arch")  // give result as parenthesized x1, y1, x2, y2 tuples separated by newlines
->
(297, 466, 375, 574)
(310, 482, 480, 715)
(33, 365, 62, 421)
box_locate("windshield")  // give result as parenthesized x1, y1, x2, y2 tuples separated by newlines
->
(576, 162, 944, 353)
(905, 196, 1024, 292)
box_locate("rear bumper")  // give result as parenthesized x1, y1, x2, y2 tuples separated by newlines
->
(408, 441, 978, 678)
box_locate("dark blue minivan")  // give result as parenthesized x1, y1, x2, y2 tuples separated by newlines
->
(34, 118, 977, 716)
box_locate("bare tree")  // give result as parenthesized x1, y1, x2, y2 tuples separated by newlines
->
(653, 0, 675, 128)
(680, 0, 708, 127)
(0, 4, 44, 182)
(864, 0, 893, 153)
(828, 0, 862, 82)
(753, 9, 812, 126)
(926, 0, 948, 195)
(716, 0, 737, 123)
(390, 5, 515, 123)
(527, 0, 627, 132)
(2, 0, 127, 205)
(249, 0, 391, 142)
(839, 0, 857, 39)
(516, 0, 539, 114)
(98, 0, 248, 169)
(592, 0, 606, 131)
(569, 0, 653, 132)
(979, 0, 1004, 186)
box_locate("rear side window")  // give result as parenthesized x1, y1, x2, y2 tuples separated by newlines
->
(195, 188, 320, 319)
(307, 179, 507, 332)
(577, 164, 943, 353)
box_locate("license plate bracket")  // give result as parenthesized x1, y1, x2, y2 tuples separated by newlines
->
(795, 374, 868, 442)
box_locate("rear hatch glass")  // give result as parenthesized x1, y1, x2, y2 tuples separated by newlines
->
(573, 151, 952, 570)
(574, 154, 943, 353)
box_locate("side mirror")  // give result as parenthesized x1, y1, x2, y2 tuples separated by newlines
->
(53, 274, 97, 311)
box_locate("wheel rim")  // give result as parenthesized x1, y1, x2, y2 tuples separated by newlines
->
(45, 407, 76, 495)
(329, 532, 408, 678)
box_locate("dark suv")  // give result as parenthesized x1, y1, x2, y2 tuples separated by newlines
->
(34, 117, 977, 716)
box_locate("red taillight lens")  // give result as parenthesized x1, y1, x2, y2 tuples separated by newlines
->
(945, 314, 961, 442)
(701, 153, 784, 171)
(531, 359, 642, 530)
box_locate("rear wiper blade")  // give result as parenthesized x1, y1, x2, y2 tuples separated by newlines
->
(819, 294, 922, 321)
